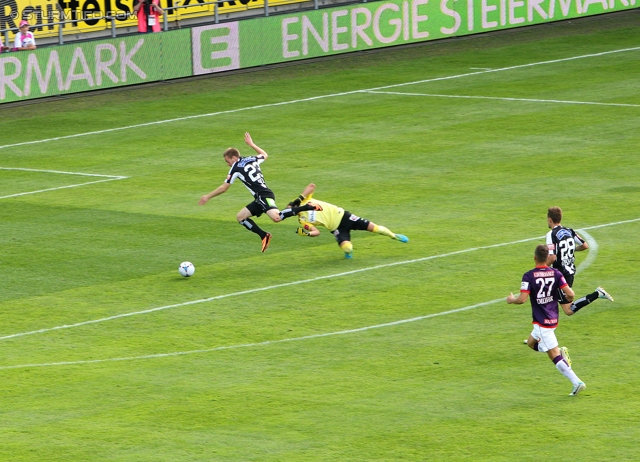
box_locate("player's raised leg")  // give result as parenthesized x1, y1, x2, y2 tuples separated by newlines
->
(367, 222, 409, 243)
(571, 287, 614, 313)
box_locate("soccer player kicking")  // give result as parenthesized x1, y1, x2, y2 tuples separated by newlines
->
(198, 133, 283, 252)
(507, 244, 586, 396)
(279, 183, 409, 259)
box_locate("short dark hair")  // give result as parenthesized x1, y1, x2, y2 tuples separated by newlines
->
(534, 244, 549, 264)
(223, 147, 240, 159)
(547, 206, 562, 224)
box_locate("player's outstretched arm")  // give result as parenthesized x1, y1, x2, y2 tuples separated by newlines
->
(199, 183, 230, 205)
(244, 132, 268, 159)
(285, 183, 317, 209)
(301, 183, 316, 197)
(296, 225, 320, 237)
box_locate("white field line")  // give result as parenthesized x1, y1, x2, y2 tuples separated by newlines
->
(0, 298, 506, 370)
(1, 215, 638, 346)
(0, 228, 609, 371)
(0, 167, 127, 178)
(364, 91, 640, 108)
(0, 234, 547, 342)
(0, 45, 638, 151)
(0, 167, 129, 200)
(576, 230, 598, 274)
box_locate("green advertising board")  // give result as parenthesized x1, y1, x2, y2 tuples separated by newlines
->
(1, 0, 637, 102)
(0, 29, 191, 103)
(191, 0, 637, 74)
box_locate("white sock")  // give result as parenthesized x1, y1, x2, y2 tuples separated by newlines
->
(555, 359, 581, 386)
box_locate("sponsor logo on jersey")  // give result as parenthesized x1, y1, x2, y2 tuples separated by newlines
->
(237, 157, 256, 167)
(521, 281, 529, 291)
(543, 318, 558, 325)
(556, 228, 572, 240)
(533, 271, 554, 277)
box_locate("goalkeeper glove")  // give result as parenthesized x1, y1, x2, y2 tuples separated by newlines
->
(296, 227, 311, 236)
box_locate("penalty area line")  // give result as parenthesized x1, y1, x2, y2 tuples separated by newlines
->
(0, 178, 127, 200)
(0, 45, 639, 150)
(0, 167, 129, 200)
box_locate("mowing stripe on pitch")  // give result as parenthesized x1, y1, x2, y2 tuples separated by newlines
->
(364, 91, 640, 108)
(0, 230, 604, 370)
(0, 216, 637, 344)
(0, 46, 638, 151)
(0, 298, 507, 370)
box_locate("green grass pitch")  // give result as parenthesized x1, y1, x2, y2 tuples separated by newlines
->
(1, 10, 639, 461)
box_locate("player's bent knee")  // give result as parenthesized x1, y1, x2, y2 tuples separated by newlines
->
(340, 241, 353, 253)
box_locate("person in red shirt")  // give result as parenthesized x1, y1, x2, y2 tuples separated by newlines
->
(133, 0, 163, 33)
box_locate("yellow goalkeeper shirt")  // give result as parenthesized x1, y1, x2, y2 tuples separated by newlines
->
(299, 194, 344, 232)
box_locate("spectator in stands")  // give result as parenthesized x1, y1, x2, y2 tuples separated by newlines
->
(13, 20, 36, 51)
(134, 0, 163, 33)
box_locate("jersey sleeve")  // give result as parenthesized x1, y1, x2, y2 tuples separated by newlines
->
(546, 230, 556, 255)
(520, 273, 531, 293)
(573, 231, 585, 246)
(224, 165, 236, 184)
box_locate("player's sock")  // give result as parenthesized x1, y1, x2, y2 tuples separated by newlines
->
(279, 203, 318, 220)
(571, 292, 599, 313)
(286, 194, 305, 208)
(553, 354, 581, 386)
(279, 208, 294, 220)
(372, 225, 396, 239)
(239, 218, 266, 239)
(340, 241, 353, 258)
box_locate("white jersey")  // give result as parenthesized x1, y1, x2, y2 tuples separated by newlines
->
(14, 32, 36, 48)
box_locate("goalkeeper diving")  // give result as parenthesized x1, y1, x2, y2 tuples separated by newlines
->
(279, 183, 408, 259)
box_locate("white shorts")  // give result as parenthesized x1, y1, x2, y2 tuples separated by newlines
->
(529, 324, 558, 352)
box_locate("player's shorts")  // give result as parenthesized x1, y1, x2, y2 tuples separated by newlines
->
(529, 324, 559, 352)
(557, 273, 574, 305)
(246, 191, 278, 217)
(332, 211, 370, 245)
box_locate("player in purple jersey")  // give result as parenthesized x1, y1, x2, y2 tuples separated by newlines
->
(546, 206, 614, 312)
(199, 133, 282, 252)
(507, 245, 587, 396)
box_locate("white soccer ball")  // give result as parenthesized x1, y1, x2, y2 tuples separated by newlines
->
(178, 261, 195, 277)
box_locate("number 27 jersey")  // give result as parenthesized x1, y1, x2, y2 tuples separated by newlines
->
(520, 266, 568, 327)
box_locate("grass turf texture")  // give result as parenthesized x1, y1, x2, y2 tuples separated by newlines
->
(1, 10, 639, 461)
